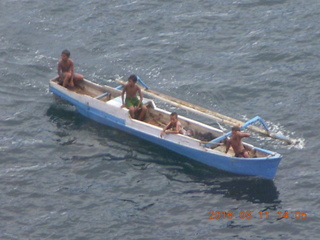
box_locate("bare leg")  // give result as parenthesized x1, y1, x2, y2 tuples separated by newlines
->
(62, 72, 72, 87)
(138, 105, 147, 121)
(73, 73, 84, 86)
(243, 151, 250, 158)
(128, 106, 135, 118)
(69, 78, 74, 87)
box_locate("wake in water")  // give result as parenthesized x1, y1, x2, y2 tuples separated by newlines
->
(241, 115, 305, 150)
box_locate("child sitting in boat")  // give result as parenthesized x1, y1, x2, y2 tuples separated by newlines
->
(160, 112, 186, 138)
(225, 126, 251, 158)
(58, 49, 84, 88)
(121, 74, 147, 121)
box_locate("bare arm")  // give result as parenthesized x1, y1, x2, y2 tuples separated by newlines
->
(57, 62, 62, 78)
(121, 86, 127, 107)
(163, 122, 171, 131)
(225, 139, 231, 153)
(239, 132, 251, 138)
(69, 60, 75, 82)
(165, 122, 180, 134)
(160, 122, 172, 137)
(165, 129, 179, 134)
(137, 86, 143, 107)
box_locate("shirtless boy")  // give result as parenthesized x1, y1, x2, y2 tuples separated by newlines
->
(225, 126, 251, 158)
(57, 49, 83, 88)
(121, 75, 147, 120)
(160, 112, 185, 138)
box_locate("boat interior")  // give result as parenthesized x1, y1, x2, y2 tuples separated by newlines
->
(52, 78, 270, 158)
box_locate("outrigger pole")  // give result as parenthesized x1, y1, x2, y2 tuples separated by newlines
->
(114, 78, 297, 145)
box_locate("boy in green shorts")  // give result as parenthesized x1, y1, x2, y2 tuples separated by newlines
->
(121, 75, 147, 120)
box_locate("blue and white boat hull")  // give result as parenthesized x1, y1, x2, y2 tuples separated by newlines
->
(49, 78, 281, 179)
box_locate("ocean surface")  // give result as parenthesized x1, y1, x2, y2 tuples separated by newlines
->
(0, 0, 319, 239)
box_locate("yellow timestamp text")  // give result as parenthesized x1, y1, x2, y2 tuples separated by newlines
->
(208, 210, 307, 220)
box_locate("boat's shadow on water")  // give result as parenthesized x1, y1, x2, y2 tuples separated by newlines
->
(46, 102, 85, 129)
(46, 104, 280, 204)
(155, 153, 281, 204)
(208, 177, 279, 204)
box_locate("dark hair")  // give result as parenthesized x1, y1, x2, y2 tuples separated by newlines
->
(170, 112, 178, 118)
(61, 49, 70, 57)
(128, 74, 137, 83)
(232, 126, 241, 131)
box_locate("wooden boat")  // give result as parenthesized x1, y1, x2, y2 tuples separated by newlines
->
(49, 77, 289, 179)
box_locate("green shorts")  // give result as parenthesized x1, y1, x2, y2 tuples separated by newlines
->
(125, 97, 142, 108)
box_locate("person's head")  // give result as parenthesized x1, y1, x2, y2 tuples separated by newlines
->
(128, 74, 137, 86)
(232, 126, 241, 132)
(170, 112, 178, 123)
(61, 49, 70, 60)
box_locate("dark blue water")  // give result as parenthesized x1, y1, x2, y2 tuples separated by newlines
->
(0, 0, 319, 239)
